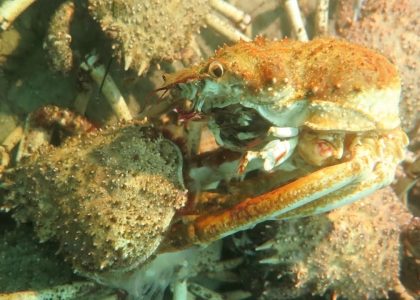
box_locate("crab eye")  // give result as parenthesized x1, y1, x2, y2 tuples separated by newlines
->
(208, 61, 224, 78)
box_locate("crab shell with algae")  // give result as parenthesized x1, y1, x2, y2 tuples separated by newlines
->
(2, 123, 187, 276)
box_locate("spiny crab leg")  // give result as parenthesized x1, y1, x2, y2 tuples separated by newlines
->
(283, 0, 308, 41)
(80, 54, 133, 121)
(205, 14, 251, 42)
(315, 0, 329, 36)
(166, 130, 407, 249)
(0, 0, 36, 31)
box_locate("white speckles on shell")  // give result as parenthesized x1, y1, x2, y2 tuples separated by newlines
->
(5, 124, 186, 275)
(88, 0, 211, 74)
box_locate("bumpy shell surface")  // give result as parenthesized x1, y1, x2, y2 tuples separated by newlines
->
(164, 38, 401, 131)
(5, 124, 186, 275)
(44, 1, 75, 74)
(240, 188, 412, 300)
(88, 0, 211, 73)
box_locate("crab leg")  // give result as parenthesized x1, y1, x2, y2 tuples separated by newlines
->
(205, 13, 251, 42)
(283, 0, 308, 41)
(192, 157, 363, 241)
(80, 54, 133, 121)
(353, 0, 365, 22)
(172, 280, 188, 300)
(0, 282, 105, 300)
(44, 0, 75, 74)
(0, 0, 36, 31)
(187, 282, 223, 300)
(279, 163, 390, 219)
(167, 130, 408, 248)
(167, 155, 364, 249)
(165, 139, 384, 249)
(209, 0, 251, 31)
(15, 115, 31, 163)
(239, 137, 298, 172)
(0, 126, 23, 172)
(74, 84, 94, 115)
(315, 0, 329, 36)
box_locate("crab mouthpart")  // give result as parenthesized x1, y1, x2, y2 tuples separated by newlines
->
(163, 77, 243, 124)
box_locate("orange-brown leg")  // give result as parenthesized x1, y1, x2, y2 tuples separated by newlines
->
(162, 130, 407, 251)
(163, 153, 367, 250)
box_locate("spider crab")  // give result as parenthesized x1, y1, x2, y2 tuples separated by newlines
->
(0, 0, 251, 75)
(159, 37, 409, 248)
(0, 37, 408, 299)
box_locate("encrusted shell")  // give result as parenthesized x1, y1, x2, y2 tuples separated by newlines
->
(88, 0, 211, 73)
(165, 38, 401, 131)
(4, 124, 186, 275)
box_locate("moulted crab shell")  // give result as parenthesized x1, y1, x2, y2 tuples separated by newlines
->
(2, 123, 187, 276)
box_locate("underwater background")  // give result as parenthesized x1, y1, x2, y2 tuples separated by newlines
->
(0, 0, 419, 299)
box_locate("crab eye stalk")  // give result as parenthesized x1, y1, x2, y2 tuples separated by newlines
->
(208, 61, 224, 78)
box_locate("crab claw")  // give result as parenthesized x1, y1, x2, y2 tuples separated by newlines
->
(238, 137, 298, 174)
(297, 131, 345, 167)
(164, 129, 408, 249)
(237, 126, 299, 174)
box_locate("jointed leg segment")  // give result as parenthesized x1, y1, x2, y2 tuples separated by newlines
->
(165, 130, 407, 249)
